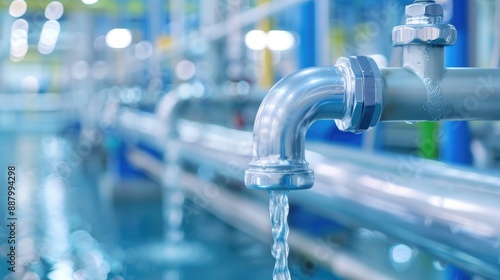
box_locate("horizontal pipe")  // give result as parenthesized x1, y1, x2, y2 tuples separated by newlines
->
(111, 92, 500, 277)
(381, 68, 500, 121)
(163, 126, 500, 279)
(115, 108, 164, 150)
(303, 152, 500, 279)
(116, 112, 500, 196)
(120, 115, 500, 196)
(126, 147, 393, 280)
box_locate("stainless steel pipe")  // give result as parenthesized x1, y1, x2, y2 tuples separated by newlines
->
(245, 57, 383, 191)
(245, 0, 500, 196)
(381, 68, 500, 121)
(114, 111, 500, 278)
(245, 66, 347, 191)
(175, 133, 500, 279)
(126, 146, 394, 280)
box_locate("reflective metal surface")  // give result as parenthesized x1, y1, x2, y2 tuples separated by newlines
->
(245, 66, 347, 191)
(245, 56, 383, 191)
(173, 127, 500, 279)
(381, 68, 500, 121)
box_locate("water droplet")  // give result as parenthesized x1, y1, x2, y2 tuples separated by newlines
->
(405, 121, 416, 125)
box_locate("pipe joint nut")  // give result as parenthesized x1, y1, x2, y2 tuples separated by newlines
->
(335, 56, 382, 133)
(392, 24, 457, 46)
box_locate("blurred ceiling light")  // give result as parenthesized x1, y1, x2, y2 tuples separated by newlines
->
(39, 20, 60, 45)
(11, 29, 28, 46)
(9, 0, 27, 17)
(38, 20, 60, 54)
(21, 76, 40, 94)
(134, 40, 153, 60)
(82, 0, 99, 5)
(267, 30, 295, 51)
(245, 30, 295, 51)
(11, 18, 29, 32)
(10, 19, 29, 61)
(175, 60, 196, 81)
(244, 30, 267, 51)
(45, 1, 64, 20)
(10, 44, 28, 62)
(105, 28, 132, 49)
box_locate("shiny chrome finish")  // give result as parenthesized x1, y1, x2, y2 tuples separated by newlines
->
(180, 130, 500, 279)
(116, 109, 500, 278)
(302, 148, 500, 279)
(246, 0, 500, 192)
(381, 68, 500, 121)
(244, 57, 383, 191)
(126, 146, 394, 280)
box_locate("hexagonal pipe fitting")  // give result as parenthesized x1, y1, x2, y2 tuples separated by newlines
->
(393, 1, 457, 46)
(245, 56, 382, 191)
(335, 56, 383, 133)
(393, 25, 457, 46)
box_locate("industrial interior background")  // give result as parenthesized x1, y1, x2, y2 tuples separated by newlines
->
(0, 0, 500, 279)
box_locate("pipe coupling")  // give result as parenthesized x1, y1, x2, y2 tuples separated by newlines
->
(335, 56, 383, 133)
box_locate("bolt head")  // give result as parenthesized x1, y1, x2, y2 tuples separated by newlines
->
(334, 56, 382, 133)
(417, 26, 440, 42)
(406, 2, 443, 18)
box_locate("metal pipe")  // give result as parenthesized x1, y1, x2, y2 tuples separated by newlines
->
(116, 114, 500, 278)
(245, 57, 383, 191)
(302, 154, 500, 279)
(245, 67, 347, 191)
(380, 68, 500, 121)
(174, 133, 500, 279)
(125, 146, 394, 280)
(176, 120, 500, 193)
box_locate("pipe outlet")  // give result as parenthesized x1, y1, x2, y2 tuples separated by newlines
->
(245, 56, 382, 191)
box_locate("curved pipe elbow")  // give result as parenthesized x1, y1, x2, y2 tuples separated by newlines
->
(245, 56, 382, 191)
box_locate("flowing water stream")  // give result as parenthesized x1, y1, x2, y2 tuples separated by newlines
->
(269, 190, 291, 280)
